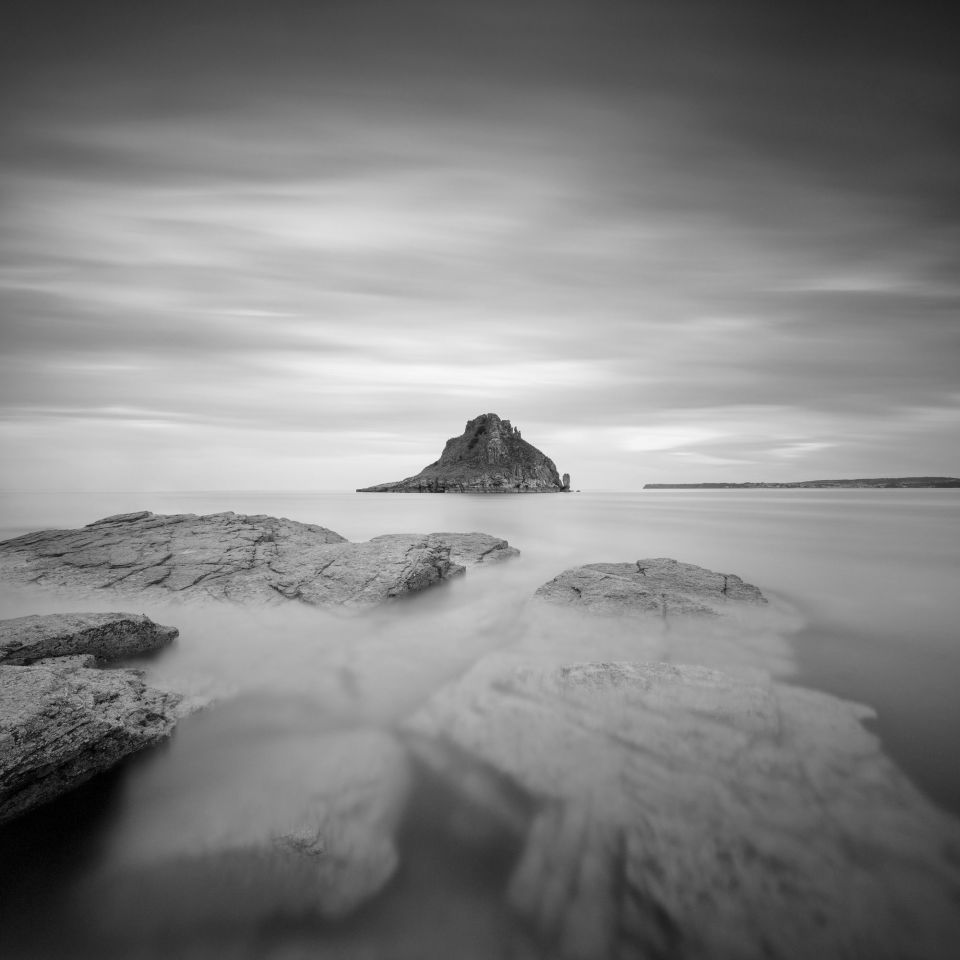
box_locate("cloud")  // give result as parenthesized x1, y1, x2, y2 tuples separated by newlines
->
(0, 1, 958, 489)
(770, 442, 837, 461)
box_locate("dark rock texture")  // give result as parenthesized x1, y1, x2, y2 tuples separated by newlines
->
(357, 413, 568, 493)
(0, 654, 181, 824)
(534, 558, 766, 617)
(405, 658, 960, 960)
(0, 612, 178, 665)
(0, 512, 516, 607)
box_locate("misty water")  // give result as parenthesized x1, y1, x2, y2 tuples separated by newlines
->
(1, 489, 959, 958)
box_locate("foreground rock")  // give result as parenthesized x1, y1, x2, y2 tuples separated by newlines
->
(535, 557, 766, 618)
(0, 511, 517, 607)
(404, 658, 960, 960)
(0, 612, 178, 665)
(81, 726, 411, 931)
(358, 412, 569, 493)
(1, 655, 181, 824)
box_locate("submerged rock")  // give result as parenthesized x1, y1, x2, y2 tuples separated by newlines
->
(357, 412, 569, 493)
(404, 658, 960, 960)
(535, 557, 766, 618)
(0, 655, 181, 824)
(0, 612, 178, 665)
(83, 726, 411, 926)
(0, 511, 516, 607)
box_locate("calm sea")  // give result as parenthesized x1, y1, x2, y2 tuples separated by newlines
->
(1, 489, 958, 958)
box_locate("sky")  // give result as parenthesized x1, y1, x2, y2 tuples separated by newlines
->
(1, 0, 958, 490)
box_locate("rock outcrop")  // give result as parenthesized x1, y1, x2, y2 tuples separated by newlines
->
(357, 413, 569, 493)
(404, 658, 960, 960)
(1, 633, 182, 824)
(0, 612, 178, 665)
(371, 531, 520, 565)
(0, 512, 518, 607)
(534, 558, 767, 618)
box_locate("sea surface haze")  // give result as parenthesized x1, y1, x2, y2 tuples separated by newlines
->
(0, 488, 958, 959)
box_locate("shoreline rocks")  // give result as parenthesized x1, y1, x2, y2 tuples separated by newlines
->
(1, 610, 183, 824)
(403, 657, 960, 960)
(372, 531, 521, 566)
(3, 536, 958, 958)
(0, 512, 518, 608)
(0, 612, 178, 665)
(393, 557, 960, 957)
(358, 412, 569, 493)
(534, 558, 767, 618)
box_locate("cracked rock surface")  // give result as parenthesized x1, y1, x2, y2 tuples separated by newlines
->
(371, 531, 520, 565)
(534, 558, 766, 617)
(0, 612, 178, 665)
(1, 651, 182, 824)
(404, 658, 960, 960)
(0, 511, 516, 607)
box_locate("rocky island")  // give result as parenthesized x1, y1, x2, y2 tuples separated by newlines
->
(357, 413, 570, 493)
(645, 476, 960, 489)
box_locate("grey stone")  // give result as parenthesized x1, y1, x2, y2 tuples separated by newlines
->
(85, 728, 412, 924)
(0, 611, 178, 665)
(534, 557, 766, 618)
(0, 511, 519, 607)
(371, 531, 520, 565)
(404, 658, 960, 960)
(0, 655, 181, 824)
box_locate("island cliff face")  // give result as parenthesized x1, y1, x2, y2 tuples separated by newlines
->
(358, 413, 569, 493)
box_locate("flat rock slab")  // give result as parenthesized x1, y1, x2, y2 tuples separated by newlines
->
(0, 511, 516, 607)
(404, 658, 960, 960)
(0, 655, 181, 824)
(534, 558, 766, 617)
(0, 612, 178, 665)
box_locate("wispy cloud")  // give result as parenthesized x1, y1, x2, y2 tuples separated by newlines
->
(1, 1, 958, 489)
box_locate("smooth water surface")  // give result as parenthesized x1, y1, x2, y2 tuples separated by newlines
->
(1, 489, 958, 958)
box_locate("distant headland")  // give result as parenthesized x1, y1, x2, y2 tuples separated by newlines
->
(357, 412, 570, 493)
(644, 477, 960, 489)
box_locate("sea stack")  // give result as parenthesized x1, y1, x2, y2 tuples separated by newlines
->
(358, 413, 569, 493)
